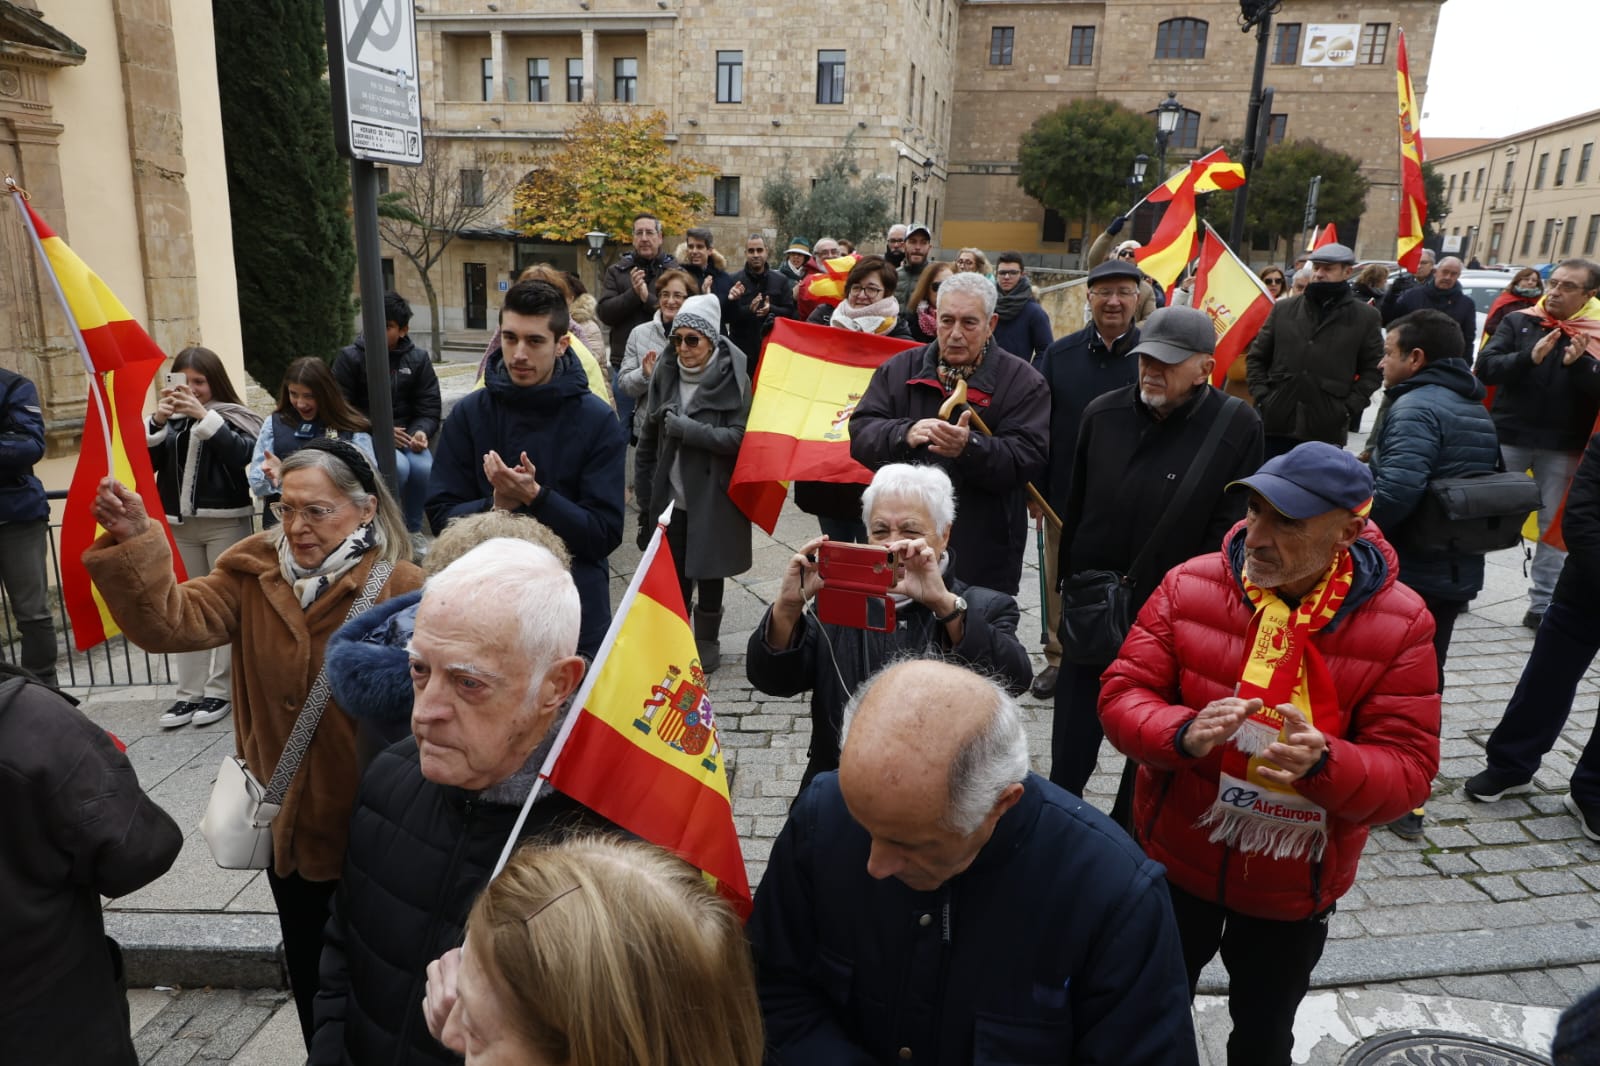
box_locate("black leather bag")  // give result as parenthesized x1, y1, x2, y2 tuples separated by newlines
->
(1058, 569, 1136, 666)
(1394, 470, 1542, 555)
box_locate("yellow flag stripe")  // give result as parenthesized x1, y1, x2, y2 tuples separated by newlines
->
(41, 235, 136, 333)
(751, 342, 879, 444)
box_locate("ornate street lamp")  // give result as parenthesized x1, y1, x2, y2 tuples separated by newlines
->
(1155, 91, 1184, 179)
(1131, 153, 1150, 187)
(584, 230, 607, 260)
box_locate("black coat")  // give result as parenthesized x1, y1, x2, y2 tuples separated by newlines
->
(147, 408, 257, 521)
(1473, 312, 1600, 452)
(334, 335, 442, 440)
(745, 578, 1033, 789)
(748, 772, 1198, 1066)
(1244, 287, 1384, 445)
(1555, 432, 1600, 605)
(1059, 385, 1262, 619)
(0, 369, 48, 524)
(0, 674, 181, 1066)
(1395, 280, 1479, 355)
(597, 251, 679, 367)
(1039, 323, 1141, 516)
(849, 342, 1050, 596)
(309, 739, 612, 1066)
(714, 265, 797, 371)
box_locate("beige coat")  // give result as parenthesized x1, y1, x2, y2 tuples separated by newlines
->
(83, 525, 423, 881)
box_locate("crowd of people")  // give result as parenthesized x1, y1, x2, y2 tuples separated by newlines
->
(4, 209, 1600, 1065)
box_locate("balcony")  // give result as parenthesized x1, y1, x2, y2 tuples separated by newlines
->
(1490, 193, 1514, 214)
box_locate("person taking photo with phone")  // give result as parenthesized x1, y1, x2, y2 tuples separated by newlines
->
(746, 463, 1033, 796)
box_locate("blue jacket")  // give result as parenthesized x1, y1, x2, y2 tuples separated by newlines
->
(992, 299, 1053, 370)
(0, 370, 48, 524)
(749, 772, 1197, 1066)
(1368, 359, 1501, 600)
(427, 352, 626, 657)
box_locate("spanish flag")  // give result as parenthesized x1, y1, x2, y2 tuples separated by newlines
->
(728, 319, 918, 533)
(1306, 223, 1340, 252)
(1194, 224, 1276, 387)
(536, 505, 751, 918)
(1395, 28, 1429, 273)
(1135, 179, 1200, 292)
(1146, 147, 1246, 202)
(11, 190, 181, 650)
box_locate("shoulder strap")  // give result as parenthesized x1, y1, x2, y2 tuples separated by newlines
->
(264, 560, 394, 805)
(1127, 392, 1243, 589)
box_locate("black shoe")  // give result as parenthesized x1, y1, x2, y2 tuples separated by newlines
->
(1030, 665, 1059, 699)
(191, 697, 232, 726)
(1387, 810, 1425, 839)
(160, 701, 198, 729)
(1566, 794, 1600, 842)
(1522, 609, 1545, 630)
(1464, 768, 1534, 802)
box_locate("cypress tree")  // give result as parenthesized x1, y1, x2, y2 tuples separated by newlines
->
(212, 0, 354, 387)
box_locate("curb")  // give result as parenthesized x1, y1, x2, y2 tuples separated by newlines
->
(107, 912, 285, 990)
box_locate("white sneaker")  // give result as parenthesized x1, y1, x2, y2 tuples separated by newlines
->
(191, 697, 232, 726)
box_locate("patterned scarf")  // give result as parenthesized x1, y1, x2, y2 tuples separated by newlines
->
(936, 339, 989, 392)
(917, 300, 938, 339)
(277, 523, 380, 608)
(1198, 538, 1361, 861)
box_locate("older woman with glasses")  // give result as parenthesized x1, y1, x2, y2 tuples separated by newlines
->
(635, 294, 752, 673)
(617, 267, 696, 440)
(83, 439, 421, 1047)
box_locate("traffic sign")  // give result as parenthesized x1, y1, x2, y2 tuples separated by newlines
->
(324, 0, 423, 166)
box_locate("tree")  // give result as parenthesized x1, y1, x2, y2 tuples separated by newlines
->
(212, 0, 355, 388)
(377, 128, 512, 360)
(1017, 100, 1155, 255)
(1202, 139, 1370, 262)
(758, 136, 897, 245)
(1420, 163, 1451, 239)
(512, 107, 715, 245)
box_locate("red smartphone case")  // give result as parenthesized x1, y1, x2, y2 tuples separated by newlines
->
(814, 543, 896, 632)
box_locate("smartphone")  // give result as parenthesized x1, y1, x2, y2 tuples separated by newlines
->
(814, 542, 896, 632)
(165, 372, 187, 389)
(294, 422, 317, 439)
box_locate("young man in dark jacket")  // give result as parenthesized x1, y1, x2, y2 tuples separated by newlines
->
(750, 659, 1197, 1066)
(427, 280, 625, 659)
(990, 252, 1052, 368)
(714, 233, 797, 375)
(334, 291, 442, 547)
(0, 368, 56, 685)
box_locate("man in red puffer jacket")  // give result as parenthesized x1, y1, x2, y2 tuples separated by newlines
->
(1100, 442, 1440, 1066)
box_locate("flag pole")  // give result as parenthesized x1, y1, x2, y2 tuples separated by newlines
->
(7, 179, 115, 467)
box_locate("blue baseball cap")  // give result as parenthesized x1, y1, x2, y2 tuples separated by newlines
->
(1228, 442, 1373, 519)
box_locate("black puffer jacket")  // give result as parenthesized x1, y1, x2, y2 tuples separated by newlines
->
(308, 738, 613, 1066)
(1395, 280, 1479, 355)
(1244, 287, 1384, 445)
(0, 672, 181, 1066)
(147, 408, 258, 521)
(746, 578, 1033, 792)
(333, 335, 442, 440)
(1473, 312, 1600, 451)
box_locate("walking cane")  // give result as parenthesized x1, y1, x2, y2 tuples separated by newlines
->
(1035, 512, 1050, 647)
(936, 378, 1063, 529)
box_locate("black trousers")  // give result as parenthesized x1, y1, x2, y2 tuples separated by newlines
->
(266, 868, 338, 1048)
(1420, 593, 1465, 692)
(663, 506, 724, 615)
(1167, 884, 1331, 1066)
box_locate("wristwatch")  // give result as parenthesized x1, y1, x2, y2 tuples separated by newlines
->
(934, 595, 967, 626)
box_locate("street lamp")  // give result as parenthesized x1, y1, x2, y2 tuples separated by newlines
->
(1553, 218, 1565, 258)
(1154, 91, 1184, 179)
(584, 230, 607, 260)
(1130, 153, 1150, 187)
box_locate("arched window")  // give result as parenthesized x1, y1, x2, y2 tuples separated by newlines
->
(1155, 18, 1207, 59)
(1148, 107, 1203, 150)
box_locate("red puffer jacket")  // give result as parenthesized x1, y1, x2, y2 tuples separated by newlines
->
(1100, 522, 1440, 921)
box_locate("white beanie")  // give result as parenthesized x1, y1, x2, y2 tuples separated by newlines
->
(673, 293, 722, 339)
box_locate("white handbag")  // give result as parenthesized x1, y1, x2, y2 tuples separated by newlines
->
(197, 562, 393, 870)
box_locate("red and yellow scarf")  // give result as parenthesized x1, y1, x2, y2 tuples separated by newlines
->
(1199, 540, 1361, 861)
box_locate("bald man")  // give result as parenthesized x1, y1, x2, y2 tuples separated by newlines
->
(748, 659, 1196, 1066)
(1393, 254, 1478, 353)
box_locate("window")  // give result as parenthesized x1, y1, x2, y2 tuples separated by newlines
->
(1563, 216, 1579, 255)
(1268, 113, 1288, 145)
(918, 74, 926, 126)
(1474, 168, 1484, 200)
(1042, 208, 1067, 243)
(613, 58, 637, 103)
(907, 62, 917, 114)
(380, 258, 395, 294)
(460, 169, 484, 208)
(1586, 215, 1600, 256)
(1460, 171, 1469, 202)
(1490, 223, 1503, 259)
(1446, 174, 1456, 202)
(1503, 160, 1515, 192)
(527, 59, 550, 103)
(1536, 153, 1549, 189)
(1357, 23, 1389, 65)
(566, 58, 583, 102)
(1272, 23, 1301, 64)
(375, 168, 390, 194)
(1580, 143, 1594, 184)
(1151, 106, 1201, 150)
(481, 57, 494, 102)
(1069, 26, 1095, 65)
(989, 26, 1014, 66)
(713, 177, 740, 216)
(1155, 18, 1207, 59)
(1521, 220, 1536, 257)
(1540, 218, 1556, 256)
(716, 51, 743, 103)
(816, 49, 845, 104)
(1557, 147, 1571, 186)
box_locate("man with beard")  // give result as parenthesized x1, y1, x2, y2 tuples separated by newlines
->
(895, 223, 933, 303)
(1394, 256, 1477, 354)
(716, 233, 797, 375)
(1245, 243, 1383, 460)
(884, 222, 908, 268)
(990, 252, 1052, 369)
(598, 213, 678, 378)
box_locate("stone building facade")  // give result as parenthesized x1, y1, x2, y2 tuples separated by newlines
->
(0, 0, 241, 459)
(1426, 109, 1600, 267)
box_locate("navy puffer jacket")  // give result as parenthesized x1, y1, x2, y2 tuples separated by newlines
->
(0, 370, 48, 524)
(1368, 358, 1502, 600)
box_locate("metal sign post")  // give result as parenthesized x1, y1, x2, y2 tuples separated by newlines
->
(324, 0, 425, 489)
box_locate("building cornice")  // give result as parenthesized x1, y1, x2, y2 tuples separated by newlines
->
(1430, 108, 1600, 164)
(0, 2, 85, 67)
(418, 11, 677, 31)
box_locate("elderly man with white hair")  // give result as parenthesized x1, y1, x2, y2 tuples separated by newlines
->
(309, 539, 612, 1066)
(749, 658, 1198, 1066)
(747, 463, 1033, 794)
(849, 271, 1050, 599)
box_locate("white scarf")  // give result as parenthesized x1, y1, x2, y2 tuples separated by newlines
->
(831, 295, 901, 335)
(277, 523, 381, 608)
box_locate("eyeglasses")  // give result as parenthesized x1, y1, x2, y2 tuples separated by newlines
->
(269, 501, 350, 525)
(658, 290, 688, 302)
(671, 333, 706, 348)
(1117, 250, 1137, 259)
(815, 248, 840, 258)
(1546, 279, 1591, 294)
(850, 285, 886, 298)
(1089, 288, 1139, 300)
(996, 269, 1022, 278)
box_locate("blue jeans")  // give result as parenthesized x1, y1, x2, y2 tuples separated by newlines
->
(394, 446, 433, 533)
(1501, 444, 1581, 612)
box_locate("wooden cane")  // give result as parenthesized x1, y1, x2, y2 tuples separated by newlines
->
(935, 378, 1063, 529)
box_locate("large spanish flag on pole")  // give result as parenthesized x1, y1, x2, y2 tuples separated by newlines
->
(1134, 176, 1200, 292)
(1395, 28, 1429, 272)
(8, 181, 181, 650)
(1146, 147, 1246, 202)
(524, 505, 750, 917)
(728, 319, 918, 533)
(1194, 223, 1276, 387)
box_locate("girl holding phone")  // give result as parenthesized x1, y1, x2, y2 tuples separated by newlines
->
(248, 358, 375, 526)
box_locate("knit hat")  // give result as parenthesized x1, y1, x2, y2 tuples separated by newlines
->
(785, 238, 812, 256)
(673, 293, 721, 339)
